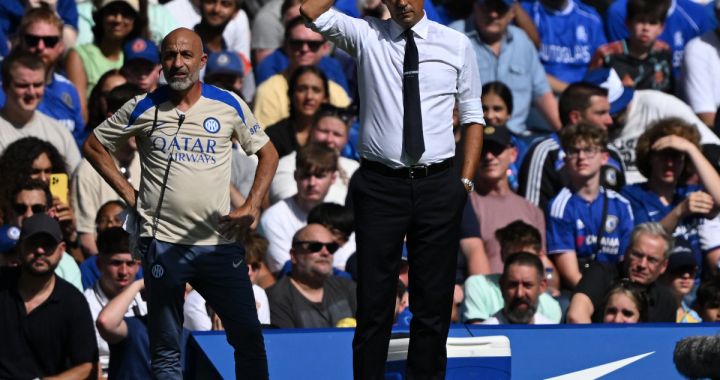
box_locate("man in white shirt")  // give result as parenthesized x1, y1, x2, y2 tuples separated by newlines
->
(482, 252, 555, 325)
(0, 51, 81, 172)
(301, 0, 484, 377)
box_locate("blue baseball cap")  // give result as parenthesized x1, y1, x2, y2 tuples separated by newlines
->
(206, 51, 244, 77)
(123, 38, 159, 65)
(583, 68, 634, 116)
(0, 224, 20, 255)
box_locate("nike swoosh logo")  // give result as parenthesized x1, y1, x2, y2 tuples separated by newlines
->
(544, 352, 654, 380)
(232, 260, 243, 268)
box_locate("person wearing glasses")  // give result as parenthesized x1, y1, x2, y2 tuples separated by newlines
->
(252, 16, 351, 127)
(2, 6, 86, 148)
(83, 227, 146, 377)
(0, 51, 81, 172)
(658, 251, 702, 323)
(266, 223, 356, 328)
(5, 179, 83, 291)
(546, 122, 635, 290)
(621, 118, 720, 282)
(0, 213, 98, 380)
(567, 222, 677, 323)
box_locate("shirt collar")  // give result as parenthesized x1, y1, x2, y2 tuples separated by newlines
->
(390, 12, 430, 40)
(541, 0, 574, 15)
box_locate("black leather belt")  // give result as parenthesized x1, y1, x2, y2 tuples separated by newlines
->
(361, 158, 453, 179)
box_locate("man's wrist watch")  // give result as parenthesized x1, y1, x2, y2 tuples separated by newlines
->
(461, 177, 475, 193)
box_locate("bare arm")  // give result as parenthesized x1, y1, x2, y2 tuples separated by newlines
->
(512, 2, 540, 48)
(698, 112, 715, 128)
(652, 136, 720, 205)
(44, 362, 94, 380)
(546, 74, 569, 95)
(64, 49, 89, 123)
(534, 92, 562, 131)
(566, 292, 594, 324)
(79, 232, 99, 258)
(552, 251, 582, 289)
(705, 248, 720, 277)
(83, 133, 137, 208)
(460, 237, 491, 275)
(219, 142, 279, 236)
(300, 0, 334, 21)
(460, 123, 484, 181)
(97, 279, 144, 345)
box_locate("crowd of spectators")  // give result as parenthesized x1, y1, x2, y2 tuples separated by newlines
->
(1, 0, 720, 377)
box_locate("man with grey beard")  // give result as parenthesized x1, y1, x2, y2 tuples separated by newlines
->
(482, 252, 556, 325)
(83, 27, 278, 379)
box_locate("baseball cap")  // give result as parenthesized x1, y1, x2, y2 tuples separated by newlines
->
(123, 38, 159, 65)
(483, 124, 512, 146)
(206, 51, 244, 77)
(0, 225, 20, 255)
(20, 214, 63, 245)
(99, 0, 140, 13)
(666, 251, 697, 274)
(583, 68, 634, 116)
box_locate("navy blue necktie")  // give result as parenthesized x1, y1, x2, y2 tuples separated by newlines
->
(403, 29, 424, 161)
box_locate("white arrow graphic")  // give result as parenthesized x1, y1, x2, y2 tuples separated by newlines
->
(544, 351, 655, 380)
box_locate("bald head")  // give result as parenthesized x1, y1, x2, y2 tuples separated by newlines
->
(161, 28, 207, 91)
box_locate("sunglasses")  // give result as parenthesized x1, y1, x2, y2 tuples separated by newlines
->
(288, 39, 324, 52)
(293, 240, 340, 254)
(24, 34, 60, 48)
(12, 203, 47, 215)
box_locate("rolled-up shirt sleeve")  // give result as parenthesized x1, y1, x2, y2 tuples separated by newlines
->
(457, 35, 484, 126)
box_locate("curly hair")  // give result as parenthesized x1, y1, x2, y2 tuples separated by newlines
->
(559, 121, 608, 152)
(0, 137, 67, 219)
(635, 117, 700, 182)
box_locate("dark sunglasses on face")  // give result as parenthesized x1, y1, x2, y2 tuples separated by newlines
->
(24, 34, 60, 48)
(293, 240, 340, 254)
(12, 203, 47, 215)
(288, 39, 324, 52)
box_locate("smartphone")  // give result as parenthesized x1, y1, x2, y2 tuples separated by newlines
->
(49, 173, 69, 204)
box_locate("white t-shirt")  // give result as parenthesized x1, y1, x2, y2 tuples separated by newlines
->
(84, 282, 148, 372)
(611, 90, 720, 184)
(0, 112, 81, 172)
(183, 286, 270, 330)
(682, 30, 720, 114)
(481, 310, 555, 325)
(259, 197, 308, 273)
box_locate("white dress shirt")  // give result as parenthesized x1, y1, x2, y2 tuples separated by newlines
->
(311, 10, 484, 168)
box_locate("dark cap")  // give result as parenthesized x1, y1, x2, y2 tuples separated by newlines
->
(476, 0, 515, 10)
(483, 124, 512, 146)
(123, 38, 159, 65)
(20, 214, 63, 244)
(667, 251, 697, 273)
(206, 51, 245, 77)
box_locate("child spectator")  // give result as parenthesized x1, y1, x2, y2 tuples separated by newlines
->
(547, 122, 634, 289)
(590, 0, 673, 93)
(695, 276, 720, 322)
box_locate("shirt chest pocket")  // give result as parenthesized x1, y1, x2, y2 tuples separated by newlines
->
(419, 60, 458, 96)
(507, 63, 531, 92)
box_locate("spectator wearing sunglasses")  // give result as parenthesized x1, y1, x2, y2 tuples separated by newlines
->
(659, 251, 702, 323)
(0, 51, 81, 173)
(4, 179, 82, 291)
(252, 16, 351, 128)
(65, 0, 147, 123)
(0, 6, 86, 148)
(266, 223, 357, 328)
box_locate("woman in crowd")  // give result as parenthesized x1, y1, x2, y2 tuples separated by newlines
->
(659, 252, 703, 323)
(86, 69, 127, 132)
(264, 65, 330, 158)
(65, 0, 146, 121)
(603, 281, 648, 324)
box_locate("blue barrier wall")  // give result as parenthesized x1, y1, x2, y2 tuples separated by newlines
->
(190, 323, 720, 379)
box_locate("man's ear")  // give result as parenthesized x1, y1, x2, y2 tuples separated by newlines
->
(539, 277, 548, 294)
(568, 110, 582, 126)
